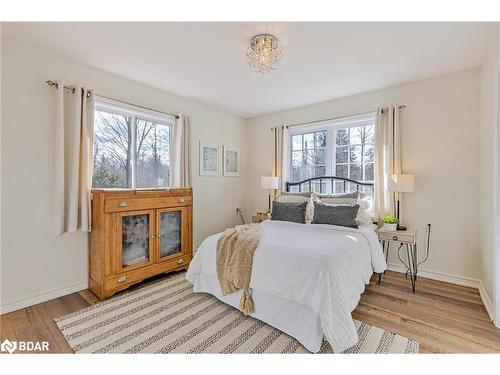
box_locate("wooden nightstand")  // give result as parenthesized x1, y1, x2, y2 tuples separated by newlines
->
(377, 228, 418, 292)
(252, 214, 270, 223)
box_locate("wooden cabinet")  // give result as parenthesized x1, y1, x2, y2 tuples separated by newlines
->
(89, 188, 193, 300)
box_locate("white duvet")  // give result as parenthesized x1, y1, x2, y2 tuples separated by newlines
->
(186, 220, 386, 352)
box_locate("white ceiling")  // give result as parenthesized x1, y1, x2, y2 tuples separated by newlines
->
(3, 22, 496, 118)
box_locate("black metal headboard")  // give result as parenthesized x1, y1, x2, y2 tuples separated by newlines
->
(286, 176, 374, 195)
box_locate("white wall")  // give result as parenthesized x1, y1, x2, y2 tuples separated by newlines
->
(479, 26, 499, 326)
(0, 36, 247, 313)
(246, 69, 482, 282)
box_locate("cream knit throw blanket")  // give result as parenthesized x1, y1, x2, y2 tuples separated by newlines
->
(216, 223, 262, 315)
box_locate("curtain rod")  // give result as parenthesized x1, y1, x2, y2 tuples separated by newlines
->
(271, 106, 406, 131)
(45, 80, 180, 119)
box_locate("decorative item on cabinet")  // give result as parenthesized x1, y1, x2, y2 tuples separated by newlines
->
(89, 188, 193, 300)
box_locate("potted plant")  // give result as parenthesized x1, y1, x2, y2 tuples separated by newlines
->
(382, 215, 398, 231)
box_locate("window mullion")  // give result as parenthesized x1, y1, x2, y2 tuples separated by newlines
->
(131, 115, 137, 188)
(347, 128, 351, 185)
(362, 142, 366, 182)
(169, 124, 173, 187)
(328, 128, 335, 193)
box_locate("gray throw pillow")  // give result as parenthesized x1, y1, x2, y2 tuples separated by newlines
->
(271, 201, 308, 224)
(311, 202, 359, 228)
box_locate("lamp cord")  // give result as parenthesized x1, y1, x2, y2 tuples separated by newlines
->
(417, 224, 431, 268)
(396, 223, 431, 277)
(235, 208, 246, 225)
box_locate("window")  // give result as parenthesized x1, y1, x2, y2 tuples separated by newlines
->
(291, 131, 326, 182)
(92, 98, 175, 189)
(289, 113, 376, 196)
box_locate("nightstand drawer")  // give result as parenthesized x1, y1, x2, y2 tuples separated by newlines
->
(252, 215, 269, 223)
(378, 230, 415, 244)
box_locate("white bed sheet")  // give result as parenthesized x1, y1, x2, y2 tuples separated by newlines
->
(186, 220, 386, 353)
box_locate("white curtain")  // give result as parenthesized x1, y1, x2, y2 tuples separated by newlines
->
(276, 125, 289, 192)
(54, 81, 94, 235)
(374, 106, 402, 218)
(172, 114, 191, 187)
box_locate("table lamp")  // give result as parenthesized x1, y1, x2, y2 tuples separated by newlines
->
(388, 174, 414, 231)
(261, 176, 279, 211)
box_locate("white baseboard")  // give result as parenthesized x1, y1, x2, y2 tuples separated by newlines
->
(0, 281, 88, 315)
(0, 252, 198, 315)
(387, 262, 479, 288)
(387, 262, 495, 323)
(478, 280, 495, 323)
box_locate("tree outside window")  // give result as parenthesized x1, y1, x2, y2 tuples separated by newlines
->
(289, 116, 375, 196)
(92, 106, 172, 189)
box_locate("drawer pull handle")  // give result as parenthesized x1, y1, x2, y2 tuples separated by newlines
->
(118, 201, 128, 207)
(178, 198, 185, 203)
(117, 276, 127, 283)
(177, 258, 184, 265)
(393, 235, 398, 241)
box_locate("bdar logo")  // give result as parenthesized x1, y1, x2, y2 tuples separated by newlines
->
(1, 339, 17, 354)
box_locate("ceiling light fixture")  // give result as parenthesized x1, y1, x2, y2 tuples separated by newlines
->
(246, 34, 282, 73)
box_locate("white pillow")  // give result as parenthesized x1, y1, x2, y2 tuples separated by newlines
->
(356, 208, 375, 227)
(358, 196, 374, 219)
(276, 192, 319, 221)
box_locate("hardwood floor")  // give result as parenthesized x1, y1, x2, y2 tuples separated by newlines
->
(1, 270, 499, 353)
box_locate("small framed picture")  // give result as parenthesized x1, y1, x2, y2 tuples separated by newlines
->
(223, 145, 240, 177)
(199, 143, 220, 176)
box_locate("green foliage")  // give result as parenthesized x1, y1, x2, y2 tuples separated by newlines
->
(382, 215, 399, 224)
(92, 165, 121, 188)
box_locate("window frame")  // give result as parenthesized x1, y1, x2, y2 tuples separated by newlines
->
(289, 112, 376, 193)
(93, 96, 176, 189)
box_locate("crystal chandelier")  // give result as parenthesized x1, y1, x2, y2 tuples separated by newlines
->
(246, 34, 282, 73)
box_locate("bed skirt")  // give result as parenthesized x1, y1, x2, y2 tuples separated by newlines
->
(188, 271, 324, 353)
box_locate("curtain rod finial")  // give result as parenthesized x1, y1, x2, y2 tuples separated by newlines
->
(46, 80, 58, 88)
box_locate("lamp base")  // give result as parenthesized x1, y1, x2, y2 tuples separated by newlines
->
(395, 199, 406, 231)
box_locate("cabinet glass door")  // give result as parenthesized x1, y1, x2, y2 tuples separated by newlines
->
(157, 207, 186, 260)
(118, 210, 154, 271)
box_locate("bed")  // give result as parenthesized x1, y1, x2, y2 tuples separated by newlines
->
(186, 176, 387, 353)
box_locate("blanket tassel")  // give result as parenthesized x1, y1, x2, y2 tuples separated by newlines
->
(239, 290, 254, 315)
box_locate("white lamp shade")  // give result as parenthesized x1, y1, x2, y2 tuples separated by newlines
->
(388, 174, 414, 192)
(261, 176, 279, 190)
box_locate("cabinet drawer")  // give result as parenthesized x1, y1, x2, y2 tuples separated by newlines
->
(252, 216, 269, 223)
(378, 231, 415, 244)
(105, 254, 192, 293)
(105, 196, 192, 213)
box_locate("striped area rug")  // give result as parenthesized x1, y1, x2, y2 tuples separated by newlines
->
(55, 272, 418, 354)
